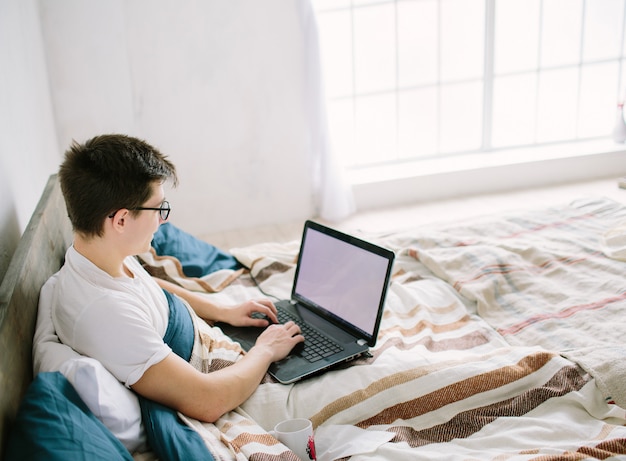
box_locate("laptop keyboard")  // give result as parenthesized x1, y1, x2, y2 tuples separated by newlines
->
(275, 309, 345, 363)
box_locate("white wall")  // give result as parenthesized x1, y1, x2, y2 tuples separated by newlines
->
(38, 0, 319, 236)
(0, 0, 60, 281)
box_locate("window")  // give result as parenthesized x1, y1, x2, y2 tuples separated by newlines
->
(312, 0, 626, 170)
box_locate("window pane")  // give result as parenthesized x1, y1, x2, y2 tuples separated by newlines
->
(354, 93, 397, 166)
(583, 0, 624, 62)
(440, 81, 483, 153)
(317, 10, 353, 99)
(398, 0, 439, 87)
(492, 73, 538, 147)
(541, 0, 583, 68)
(354, 4, 396, 94)
(441, 0, 484, 81)
(536, 68, 579, 142)
(494, 0, 540, 74)
(578, 61, 619, 137)
(398, 87, 439, 159)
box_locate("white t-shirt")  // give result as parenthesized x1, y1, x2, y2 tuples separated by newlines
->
(51, 245, 172, 387)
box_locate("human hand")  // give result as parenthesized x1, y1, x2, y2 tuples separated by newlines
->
(219, 298, 279, 327)
(253, 321, 305, 362)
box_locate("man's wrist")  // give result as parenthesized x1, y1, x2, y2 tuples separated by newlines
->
(247, 344, 275, 365)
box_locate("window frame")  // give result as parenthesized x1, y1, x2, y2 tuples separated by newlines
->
(313, 0, 626, 171)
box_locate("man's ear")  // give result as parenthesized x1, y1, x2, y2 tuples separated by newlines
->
(109, 209, 129, 231)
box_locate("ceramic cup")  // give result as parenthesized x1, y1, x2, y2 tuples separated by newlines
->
(270, 418, 317, 460)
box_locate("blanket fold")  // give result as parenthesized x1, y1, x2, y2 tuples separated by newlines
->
(136, 290, 214, 461)
(402, 197, 626, 408)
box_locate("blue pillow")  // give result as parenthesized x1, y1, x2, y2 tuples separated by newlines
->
(151, 223, 242, 277)
(5, 372, 133, 461)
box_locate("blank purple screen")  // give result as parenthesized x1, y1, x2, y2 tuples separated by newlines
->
(294, 228, 389, 335)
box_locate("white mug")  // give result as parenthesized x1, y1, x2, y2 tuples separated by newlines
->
(270, 418, 317, 460)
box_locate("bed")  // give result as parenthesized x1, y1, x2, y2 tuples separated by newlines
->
(3, 174, 626, 460)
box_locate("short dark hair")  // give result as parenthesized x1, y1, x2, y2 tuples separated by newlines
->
(59, 134, 178, 237)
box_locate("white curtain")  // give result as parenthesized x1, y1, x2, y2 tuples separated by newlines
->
(298, 0, 355, 222)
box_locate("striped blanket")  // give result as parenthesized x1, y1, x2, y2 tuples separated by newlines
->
(404, 197, 626, 409)
(174, 197, 626, 460)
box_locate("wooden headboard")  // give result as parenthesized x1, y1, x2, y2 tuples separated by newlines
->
(0, 174, 72, 456)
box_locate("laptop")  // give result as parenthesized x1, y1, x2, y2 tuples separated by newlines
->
(217, 220, 395, 384)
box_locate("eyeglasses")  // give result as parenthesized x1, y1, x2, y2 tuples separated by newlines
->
(109, 200, 171, 221)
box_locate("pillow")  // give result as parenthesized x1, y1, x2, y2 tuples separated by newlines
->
(60, 358, 146, 452)
(5, 372, 134, 461)
(151, 222, 242, 276)
(34, 274, 145, 452)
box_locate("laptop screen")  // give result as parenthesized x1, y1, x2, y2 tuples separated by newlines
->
(292, 222, 394, 341)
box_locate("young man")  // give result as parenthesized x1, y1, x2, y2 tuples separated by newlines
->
(52, 134, 304, 424)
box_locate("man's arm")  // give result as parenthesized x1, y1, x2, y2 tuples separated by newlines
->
(153, 278, 279, 326)
(131, 320, 303, 422)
